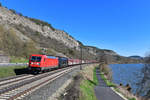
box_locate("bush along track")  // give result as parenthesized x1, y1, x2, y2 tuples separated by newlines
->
(99, 64, 139, 100)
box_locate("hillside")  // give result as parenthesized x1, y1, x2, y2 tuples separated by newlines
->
(0, 5, 141, 63)
(129, 56, 143, 60)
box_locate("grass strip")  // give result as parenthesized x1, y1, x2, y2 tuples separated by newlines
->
(10, 56, 28, 63)
(128, 98, 136, 100)
(79, 67, 98, 100)
(0, 66, 27, 78)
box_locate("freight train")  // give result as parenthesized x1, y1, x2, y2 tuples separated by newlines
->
(28, 54, 96, 73)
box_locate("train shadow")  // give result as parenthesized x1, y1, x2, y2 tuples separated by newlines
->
(14, 68, 29, 75)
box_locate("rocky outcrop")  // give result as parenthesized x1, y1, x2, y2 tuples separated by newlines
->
(0, 7, 80, 50)
(85, 46, 118, 56)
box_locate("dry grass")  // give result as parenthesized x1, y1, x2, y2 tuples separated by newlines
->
(0, 25, 40, 58)
(116, 85, 150, 100)
(81, 64, 97, 81)
(116, 86, 144, 100)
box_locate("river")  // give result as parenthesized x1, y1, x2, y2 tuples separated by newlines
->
(109, 64, 149, 96)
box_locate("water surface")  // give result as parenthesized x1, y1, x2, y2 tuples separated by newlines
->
(109, 64, 144, 94)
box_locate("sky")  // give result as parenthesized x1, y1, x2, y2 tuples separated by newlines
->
(0, 0, 150, 57)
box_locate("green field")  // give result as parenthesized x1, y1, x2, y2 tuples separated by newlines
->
(0, 66, 27, 78)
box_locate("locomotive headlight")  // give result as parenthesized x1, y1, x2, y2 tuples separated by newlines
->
(37, 63, 40, 65)
(31, 62, 33, 64)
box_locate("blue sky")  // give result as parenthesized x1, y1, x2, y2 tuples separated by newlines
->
(0, 0, 150, 57)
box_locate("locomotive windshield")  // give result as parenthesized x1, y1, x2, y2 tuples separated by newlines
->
(31, 56, 41, 62)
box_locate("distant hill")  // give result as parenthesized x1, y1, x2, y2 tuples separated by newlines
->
(129, 56, 143, 60)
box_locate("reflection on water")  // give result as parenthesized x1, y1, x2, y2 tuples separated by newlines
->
(109, 64, 144, 95)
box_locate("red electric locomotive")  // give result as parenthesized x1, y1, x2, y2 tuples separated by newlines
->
(28, 54, 68, 73)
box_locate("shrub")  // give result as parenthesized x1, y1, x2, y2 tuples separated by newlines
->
(10, 9, 16, 14)
(28, 18, 55, 31)
(99, 63, 112, 81)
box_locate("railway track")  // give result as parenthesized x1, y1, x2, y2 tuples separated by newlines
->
(0, 75, 34, 89)
(0, 65, 79, 100)
(0, 74, 29, 83)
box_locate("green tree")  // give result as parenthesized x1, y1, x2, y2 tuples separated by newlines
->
(0, 2, 2, 7)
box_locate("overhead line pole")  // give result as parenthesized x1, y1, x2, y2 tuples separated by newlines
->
(80, 46, 82, 70)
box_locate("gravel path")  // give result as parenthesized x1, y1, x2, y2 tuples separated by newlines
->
(94, 68, 125, 100)
(23, 66, 81, 100)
